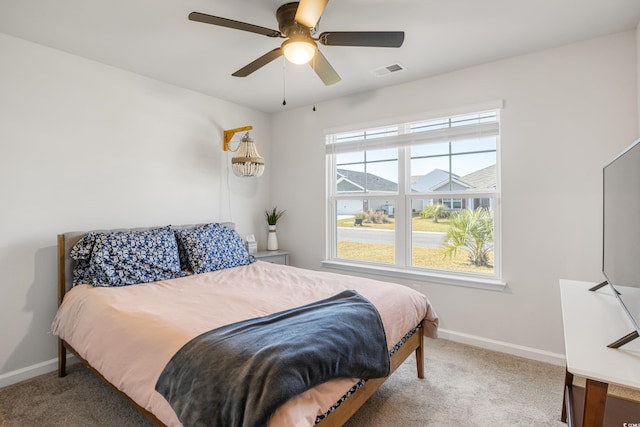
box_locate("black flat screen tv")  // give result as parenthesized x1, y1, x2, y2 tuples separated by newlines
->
(598, 137, 640, 348)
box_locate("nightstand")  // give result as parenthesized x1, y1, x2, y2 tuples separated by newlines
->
(254, 250, 289, 265)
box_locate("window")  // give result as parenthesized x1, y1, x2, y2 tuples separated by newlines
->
(325, 105, 503, 289)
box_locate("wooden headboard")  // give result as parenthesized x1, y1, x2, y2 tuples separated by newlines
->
(57, 223, 235, 306)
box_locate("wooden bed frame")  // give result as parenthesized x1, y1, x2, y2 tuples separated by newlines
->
(56, 229, 425, 427)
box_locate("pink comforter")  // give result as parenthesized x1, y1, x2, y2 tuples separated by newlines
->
(51, 261, 438, 427)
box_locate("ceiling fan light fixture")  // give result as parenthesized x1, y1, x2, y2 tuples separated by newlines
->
(190, 1, 404, 86)
(282, 38, 316, 65)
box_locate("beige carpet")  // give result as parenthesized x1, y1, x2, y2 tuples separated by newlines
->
(0, 339, 568, 427)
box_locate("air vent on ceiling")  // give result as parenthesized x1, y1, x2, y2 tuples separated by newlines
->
(371, 63, 406, 77)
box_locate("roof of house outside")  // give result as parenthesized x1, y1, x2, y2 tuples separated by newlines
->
(337, 168, 398, 192)
(459, 164, 496, 190)
(337, 164, 496, 193)
(411, 169, 464, 192)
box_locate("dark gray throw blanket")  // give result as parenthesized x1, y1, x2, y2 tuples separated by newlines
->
(155, 290, 390, 427)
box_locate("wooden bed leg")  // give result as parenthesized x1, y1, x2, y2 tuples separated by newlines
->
(58, 338, 67, 377)
(415, 326, 424, 379)
(57, 234, 67, 378)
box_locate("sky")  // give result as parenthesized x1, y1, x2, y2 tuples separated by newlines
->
(336, 137, 497, 183)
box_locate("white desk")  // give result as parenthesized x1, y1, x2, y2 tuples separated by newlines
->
(559, 279, 640, 426)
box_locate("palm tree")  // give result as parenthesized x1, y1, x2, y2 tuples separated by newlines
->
(420, 203, 449, 223)
(443, 208, 493, 267)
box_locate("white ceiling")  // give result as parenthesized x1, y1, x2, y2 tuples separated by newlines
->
(1, 0, 640, 113)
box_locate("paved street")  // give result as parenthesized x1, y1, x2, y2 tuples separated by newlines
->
(337, 227, 445, 247)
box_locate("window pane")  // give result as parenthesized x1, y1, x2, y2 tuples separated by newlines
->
(451, 137, 496, 154)
(336, 151, 364, 164)
(411, 139, 497, 193)
(412, 200, 495, 275)
(410, 119, 449, 133)
(366, 161, 398, 190)
(337, 166, 364, 193)
(451, 153, 496, 189)
(411, 142, 450, 157)
(335, 200, 395, 264)
(451, 112, 497, 127)
(366, 147, 397, 162)
(365, 127, 398, 139)
(336, 149, 398, 194)
(410, 155, 451, 193)
(334, 127, 398, 144)
(336, 131, 365, 144)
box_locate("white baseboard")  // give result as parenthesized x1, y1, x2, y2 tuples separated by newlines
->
(0, 355, 77, 389)
(1, 332, 565, 389)
(437, 328, 566, 366)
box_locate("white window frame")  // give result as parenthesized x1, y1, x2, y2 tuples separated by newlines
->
(323, 102, 506, 291)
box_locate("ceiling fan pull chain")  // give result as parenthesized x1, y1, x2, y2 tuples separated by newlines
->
(311, 56, 316, 111)
(282, 57, 287, 106)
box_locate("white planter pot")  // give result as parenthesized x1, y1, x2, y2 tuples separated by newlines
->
(267, 225, 278, 251)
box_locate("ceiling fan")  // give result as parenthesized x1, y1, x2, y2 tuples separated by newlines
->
(188, 0, 405, 86)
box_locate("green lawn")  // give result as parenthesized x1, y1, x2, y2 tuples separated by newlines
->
(338, 215, 452, 232)
(337, 241, 494, 274)
(337, 214, 494, 273)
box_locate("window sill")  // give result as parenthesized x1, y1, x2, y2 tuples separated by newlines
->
(320, 260, 507, 292)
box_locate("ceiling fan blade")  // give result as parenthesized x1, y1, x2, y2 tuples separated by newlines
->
(189, 12, 281, 38)
(311, 50, 341, 86)
(319, 31, 405, 48)
(232, 48, 283, 77)
(295, 0, 329, 29)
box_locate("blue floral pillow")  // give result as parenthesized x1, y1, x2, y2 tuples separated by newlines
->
(70, 227, 186, 287)
(70, 232, 99, 286)
(174, 223, 254, 274)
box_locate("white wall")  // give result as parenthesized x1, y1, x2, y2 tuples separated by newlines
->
(638, 21, 640, 132)
(0, 33, 271, 380)
(270, 31, 638, 361)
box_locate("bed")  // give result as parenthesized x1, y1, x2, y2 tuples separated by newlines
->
(52, 223, 438, 427)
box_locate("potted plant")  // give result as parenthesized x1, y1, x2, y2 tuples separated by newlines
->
(265, 207, 286, 226)
(265, 207, 285, 250)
